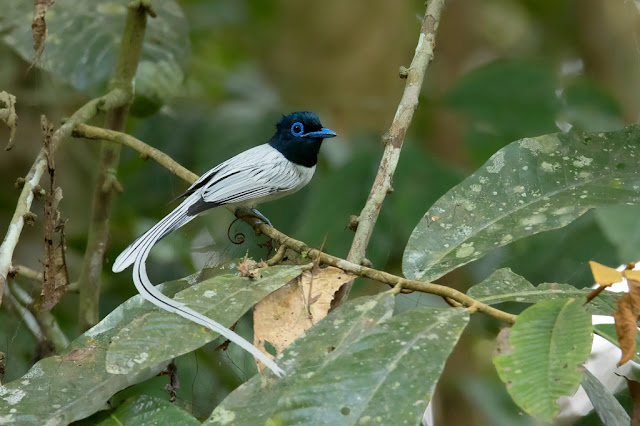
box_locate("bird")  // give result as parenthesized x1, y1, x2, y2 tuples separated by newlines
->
(112, 111, 336, 377)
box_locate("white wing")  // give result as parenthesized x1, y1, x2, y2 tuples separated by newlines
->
(188, 144, 315, 214)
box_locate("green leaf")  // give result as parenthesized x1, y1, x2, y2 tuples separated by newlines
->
(493, 298, 593, 422)
(467, 268, 620, 315)
(561, 78, 624, 132)
(445, 59, 559, 137)
(403, 123, 640, 282)
(106, 265, 302, 375)
(595, 205, 640, 263)
(581, 369, 630, 426)
(594, 323, 640, 364)
(0, 0, 188, 99)
(205, 293, 469, 425)
(0, 263, 235, 425)
(98, 395, 200, 426)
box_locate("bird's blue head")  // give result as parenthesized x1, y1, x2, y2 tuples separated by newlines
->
(269, 111, 337, 167)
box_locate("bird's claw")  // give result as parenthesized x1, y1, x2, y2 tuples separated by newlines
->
(250, 208, 273, 227)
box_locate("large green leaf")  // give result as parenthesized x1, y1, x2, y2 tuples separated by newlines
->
(97, 395, 200, 426)
(403, 123, 640, 282)
(205, 293, 469, 425)
(106, 265, 302, 374)
(0, 0, 188, 101)
(581, 369, 630, 426)
(493, 298, 593, 422)
(0, 265, 229, 425)
(467, 268, 620, 315)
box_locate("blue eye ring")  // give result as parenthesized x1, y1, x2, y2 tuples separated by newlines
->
(291, 122, 304, 136)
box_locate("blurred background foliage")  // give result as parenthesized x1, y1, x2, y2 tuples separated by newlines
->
(1, 0, 640, 423)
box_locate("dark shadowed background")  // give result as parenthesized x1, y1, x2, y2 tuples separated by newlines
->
(1, 0, 639, 424)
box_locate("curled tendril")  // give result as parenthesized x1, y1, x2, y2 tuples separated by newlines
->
(227, 217, 246, 245)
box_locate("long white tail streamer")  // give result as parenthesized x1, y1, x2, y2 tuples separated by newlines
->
(113, 195, 285, 377)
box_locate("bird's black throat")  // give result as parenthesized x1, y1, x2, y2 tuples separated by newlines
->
(269, 136, 323, 167)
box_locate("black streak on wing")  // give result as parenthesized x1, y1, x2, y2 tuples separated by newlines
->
(170, 169, 221, 203)
(187, 198, 222, 216)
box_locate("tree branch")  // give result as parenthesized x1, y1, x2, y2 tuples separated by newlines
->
(77, 1, 153, 331)
(338, 0, 446, 305)
(11, 264, 44, 282)
(73, 123, 198, 183)
(70, 125, 516, 325)
(0, 90, 128, 308)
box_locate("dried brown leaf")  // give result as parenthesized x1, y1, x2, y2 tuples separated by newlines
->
(613, 278, 640, 366)
(37, 116, 69, 311)
(31, 0, 54, 67)
(0, 91, 17, 150)
(253, 266, 353, 371)
(236, 257, 262, 279)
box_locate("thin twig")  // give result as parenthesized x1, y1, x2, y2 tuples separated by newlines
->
(339, 0, 446, 306)
(266, 243, 288, 267)
(3, 284, 45, 341)
(70, 127, 516, 325)
(11, 264, 43, 282)
(10, 281, 69, 350)
(77, 1, 153, 331)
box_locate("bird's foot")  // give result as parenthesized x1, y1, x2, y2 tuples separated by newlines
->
(249, 208, 273, 227)
(235, 207, 273, 227)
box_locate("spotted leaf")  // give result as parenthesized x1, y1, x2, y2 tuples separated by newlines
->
(404, 124, 640, 281)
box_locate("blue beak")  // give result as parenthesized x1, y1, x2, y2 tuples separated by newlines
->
(303, 128, 337, 139)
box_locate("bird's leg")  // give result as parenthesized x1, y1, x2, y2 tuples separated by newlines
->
(249, 208, 273, 227)
(235, 207, 273, 227)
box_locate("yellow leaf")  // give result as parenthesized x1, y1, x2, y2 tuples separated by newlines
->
(589, 261, 622, 287)
(623, 270, 640, 281)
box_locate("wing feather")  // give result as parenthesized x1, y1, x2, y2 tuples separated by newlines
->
(195, 144, 306, 209)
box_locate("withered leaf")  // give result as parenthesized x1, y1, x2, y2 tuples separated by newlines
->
(37, 116, 69, 311)
(236, 257, 262, 279)
(0, 91, 17, 150)
(613, 278, 640, 366)
(31, 0, 53, 67)
(253, 266, 353, 371)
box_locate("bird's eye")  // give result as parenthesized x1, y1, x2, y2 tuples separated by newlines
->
(291, 122, 304, 136)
